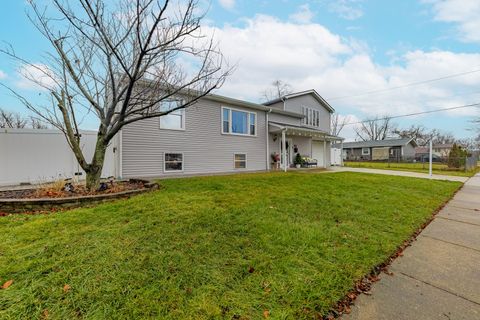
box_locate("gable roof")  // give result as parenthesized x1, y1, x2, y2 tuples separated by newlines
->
(342, 138, 417, 149)
(263, 89, 335, 113)
(203, 93, 304, 118)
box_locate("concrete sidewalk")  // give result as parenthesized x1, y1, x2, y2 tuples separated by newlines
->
(342, 173, 480, 320)
(329, 166, 469, 182)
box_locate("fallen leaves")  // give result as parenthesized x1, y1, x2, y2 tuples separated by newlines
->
(63, 284, 71, 293)
(248, 266, 255, 273)
(1, 279, 13, 289)
(263, 310, 270, 318)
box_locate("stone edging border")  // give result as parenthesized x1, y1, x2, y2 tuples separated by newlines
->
(0, 180, 160, 214)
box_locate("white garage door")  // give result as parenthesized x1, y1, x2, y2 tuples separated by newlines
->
(312, 141, 325, 167)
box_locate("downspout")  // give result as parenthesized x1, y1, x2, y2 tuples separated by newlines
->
(266, 108, 272, 171)
(281, 97, 288, 111)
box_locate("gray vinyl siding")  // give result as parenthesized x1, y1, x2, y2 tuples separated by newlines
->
(284, 95, 331, 132)
(121, 98, 268, 177)
(402, 143, 416, 158)
(269, 113, 302, 126)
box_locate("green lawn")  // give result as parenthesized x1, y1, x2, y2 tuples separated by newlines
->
(0, 172, 461, 319)
(344, 161, 478, 177)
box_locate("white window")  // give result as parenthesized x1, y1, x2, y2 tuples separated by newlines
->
(302, 106, 320, 127)
(222, 107, 256, 136)
(362, 148, 370, 155)
(164, 153, 183, 172)
(159, 100, 185, 130)
(234, 153, 247, 169)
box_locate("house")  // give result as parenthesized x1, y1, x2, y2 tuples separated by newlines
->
(0, 89, 343, 185)
(115, 89, 343, 178)
(415, 143, 454, 159)
(341, 138, 417, 161)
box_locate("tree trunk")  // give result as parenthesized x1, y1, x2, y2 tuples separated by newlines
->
(85, 138, 107, 191)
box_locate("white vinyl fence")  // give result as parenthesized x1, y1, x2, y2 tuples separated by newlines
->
(330, 147, 343, 166)
(0, 128, 116, 186)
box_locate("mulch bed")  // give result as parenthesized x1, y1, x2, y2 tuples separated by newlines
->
(0, 180, 145, 200)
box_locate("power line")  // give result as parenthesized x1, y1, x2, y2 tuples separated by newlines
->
(326, 68, 480, 101)
(343, 102, 480, 126)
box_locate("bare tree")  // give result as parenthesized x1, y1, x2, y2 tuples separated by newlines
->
(354, 116, 395, 141)
(261, 80, 293, 102)
(0, 108, 28, 128)
(331, 113, 349, 136)
(1, 0, 230, 190)
(392, 125, 426, 144)
(0, 108, 49, 129)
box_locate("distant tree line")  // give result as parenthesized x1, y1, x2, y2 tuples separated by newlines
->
(0, 108, 48, 129)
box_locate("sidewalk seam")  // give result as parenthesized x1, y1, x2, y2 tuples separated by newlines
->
(420, 234, 480, 253)
(436, 216, 480, 227)
(398, 272, 480, 306)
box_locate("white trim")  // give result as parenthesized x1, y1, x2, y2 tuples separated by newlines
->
(233, 153, 247, 169)
(221, 106, 257, 137)
(159, 108, 186, 131)
(163, 152, 184, 173)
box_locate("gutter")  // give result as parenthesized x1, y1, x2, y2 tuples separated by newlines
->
(266, 108, 272, 171)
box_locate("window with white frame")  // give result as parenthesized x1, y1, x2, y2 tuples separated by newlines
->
(362, 148, 370, 155)
(164, 153, 183, 172)
(234, 153, 247, 169)
(302, 107, 320, 127)
(159, 99, 185, 130)
(222, 107, 256, 136)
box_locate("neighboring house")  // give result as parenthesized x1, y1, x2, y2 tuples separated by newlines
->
(117, 89, 343, 178)
(415, 143, 454, 159)
(341, 138, 417, 161)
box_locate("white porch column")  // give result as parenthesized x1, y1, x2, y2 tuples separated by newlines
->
(323, 140, 327, 168)
(282, 129, 287, 172)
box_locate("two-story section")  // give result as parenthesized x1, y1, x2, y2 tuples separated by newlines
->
(265, 90, 341, 169)
(119, 93, 304, 178)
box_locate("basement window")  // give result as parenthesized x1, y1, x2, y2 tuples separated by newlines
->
(164, 153, 183, 172)
(234, 153, 247, 169)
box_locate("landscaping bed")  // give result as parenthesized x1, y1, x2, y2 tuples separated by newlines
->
(0, 179, 158, 214)
(0, 172, 461, 319)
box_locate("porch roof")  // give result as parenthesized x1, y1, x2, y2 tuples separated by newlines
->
(268, 121, 344, 141)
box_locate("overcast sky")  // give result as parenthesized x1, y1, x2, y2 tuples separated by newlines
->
(1, 0, 479, 141)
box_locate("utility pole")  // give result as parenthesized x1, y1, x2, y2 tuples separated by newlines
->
(429, 140, 433, 178)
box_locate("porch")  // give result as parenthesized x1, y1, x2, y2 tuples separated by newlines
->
(268, 122, 344, 172)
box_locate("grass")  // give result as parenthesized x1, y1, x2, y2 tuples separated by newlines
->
(344, 161, 478, 177)
(0, 172, 461, 319)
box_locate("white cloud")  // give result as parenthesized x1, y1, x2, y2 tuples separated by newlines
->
(16, 64, 57, 91)
(218, 0, 235, 10)
(328, 0, 364, 20)
(0, 70, 6, 79)
(424, 0, 480, 43)
(206, 14, 480, 129)
(289, 4, 314, 24)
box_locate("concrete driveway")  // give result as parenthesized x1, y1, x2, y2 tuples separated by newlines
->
(342, 173, 480, 320)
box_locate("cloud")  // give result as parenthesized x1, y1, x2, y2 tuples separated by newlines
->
(424, 0, 480, 43)
(205, 14, 480, 127)
(16, 64, 57, 91)
(0, 70, 6, 79)
(289, 4, 314, 24)
(328, 0, 364, 20)
(218, 0, 235, 10)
